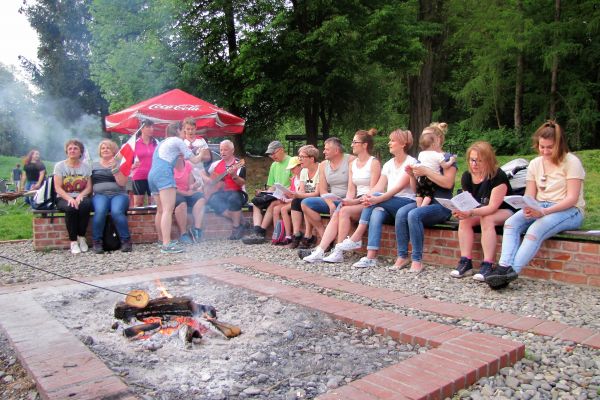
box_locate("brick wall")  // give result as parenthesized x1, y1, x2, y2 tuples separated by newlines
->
(33, 210, 251, 251)
(33, 211, 599, 288)
(359, 225, 600, 288)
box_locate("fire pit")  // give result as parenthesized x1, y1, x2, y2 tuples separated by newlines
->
(38, 275, 423, 399)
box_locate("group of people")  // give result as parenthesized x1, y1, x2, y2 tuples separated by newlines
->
(29, 116, 584, 290)
(245, 120, 585, 290)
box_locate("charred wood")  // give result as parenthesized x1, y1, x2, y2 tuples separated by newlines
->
(114, 296, 217, 321)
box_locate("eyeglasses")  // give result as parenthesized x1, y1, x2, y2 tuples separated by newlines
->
(351, 141, 364, 145)
(469, 158, 481, 165)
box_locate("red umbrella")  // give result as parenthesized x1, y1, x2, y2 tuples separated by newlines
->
(105, 89, 245, 137)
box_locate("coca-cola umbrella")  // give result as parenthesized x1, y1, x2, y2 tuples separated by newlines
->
(104, 88, 245, 137)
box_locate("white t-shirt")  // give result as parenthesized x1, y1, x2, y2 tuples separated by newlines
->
(157, 137, 194, 163)
(184, 137, 209, 154)
(381, 155, 417, 199)
(417, 150, 445, 175)
(352, 156, 375, 197)
(299, 165, 320, 193)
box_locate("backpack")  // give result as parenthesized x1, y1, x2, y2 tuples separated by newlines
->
(32, 175, 56, 210)
(103, 215, 121, 251)
(271, 220, 286, 244)
(500, 158, 529, 196)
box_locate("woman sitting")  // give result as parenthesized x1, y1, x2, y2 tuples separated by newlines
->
(21, 149, 46, 206)
(336, 129, 417, 268)
(394, 122, 457, 273)
(54, 139, 92, 254)
(303, 129, 381, 263)
(173, 155, 206, 243)
(449, 141, 514, 280)
(285, 145, 321, 248)
(486, 121, 585, 289)
(91, 140, 132, 253)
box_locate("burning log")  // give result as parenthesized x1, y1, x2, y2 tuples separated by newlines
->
(123, 322, 161, 338)
(114, 296, 216, 321)
(209, 319, 242, 338)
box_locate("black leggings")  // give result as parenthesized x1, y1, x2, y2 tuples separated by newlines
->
(56, 197, 92, 241)
(291, 198, 303, 212)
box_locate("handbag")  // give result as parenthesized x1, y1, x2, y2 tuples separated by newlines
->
(103, 215, 121, 251)
(251, 192, 277, 209)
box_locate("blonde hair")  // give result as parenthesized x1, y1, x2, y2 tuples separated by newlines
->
(389, 129, 413, 152)
(532, 120, 568, 164)
(423, 122, 448, 146)
(354, 128, 377, 153)
(418, 131, 437, 150)
(466, 141, 498, 179)
(182, 117, 195, 128)
(98, 139, 119, 157)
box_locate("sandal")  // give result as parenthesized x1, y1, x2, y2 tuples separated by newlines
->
(393, 258, 411, 270)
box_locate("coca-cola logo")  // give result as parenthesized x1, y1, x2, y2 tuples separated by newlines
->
(148, 103, 201, 111)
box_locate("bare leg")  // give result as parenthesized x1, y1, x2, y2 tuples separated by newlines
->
(421, 197, 431, 207)
(301, 202, 324, 238)
(291, 210, 303, 235)
(480, 209, 513, 261)
(416, 196, 423, 207)
(192, 198, 206, 229)
(260, 201, 276, 230)
(316, 212, 340, 251)
(158, 188, 177, 246)
(458, 217, 477, 258)
(252, 205, 263, 227)
(134, 194, 145, 207)
(337, 205, 363, 243)
(174, 202, 187, 237)
(281, 203, 293, 236)
(349, 223, 368, 242)
(153, 194, 162, 242)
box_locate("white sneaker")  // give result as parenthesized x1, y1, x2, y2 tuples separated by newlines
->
(353, 257, 377, 268)
(303, 247, 325, 263)
(336, 237, 362, 251)
(70, 241, 81, 254)
(323, 249, 344, 263)
(77, 236, 88, 252)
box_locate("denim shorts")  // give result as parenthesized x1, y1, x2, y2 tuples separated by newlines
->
(148, 159, 176, 195)
(301, 197, 341, 214)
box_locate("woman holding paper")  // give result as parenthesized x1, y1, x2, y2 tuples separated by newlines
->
(394, 122, 457, 274)
(302, 129, 381, 263)
(486, 121, 585, 289)
(449, 141, 514, 280)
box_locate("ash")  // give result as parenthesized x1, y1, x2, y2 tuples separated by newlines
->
(39, 275, 422, 399)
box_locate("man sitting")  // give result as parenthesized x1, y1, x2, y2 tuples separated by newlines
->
(205, 140, 247, 240)
(243, 140, 291, 244)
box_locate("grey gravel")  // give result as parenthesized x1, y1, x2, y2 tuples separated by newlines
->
(0, 239, 599, 399)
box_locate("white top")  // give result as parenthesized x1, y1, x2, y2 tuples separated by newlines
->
(352, 156, 375, 197)
(157, 137, 194, 163)
(381, 156, 417, 199)
(299, 165, 320, 193)
(417, 150, 445, 175)
(184, 137, 209, 153)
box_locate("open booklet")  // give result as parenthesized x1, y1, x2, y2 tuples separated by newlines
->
(435, 191, 480, 212)
(272, 183, 294, 202)
(503, 195, 542, 211)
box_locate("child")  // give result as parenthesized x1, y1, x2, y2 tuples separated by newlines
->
(412, 130, 455, 207)
(272, 156, 302, 245)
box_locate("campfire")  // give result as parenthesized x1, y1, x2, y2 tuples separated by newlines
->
(113, 280, 241, 344)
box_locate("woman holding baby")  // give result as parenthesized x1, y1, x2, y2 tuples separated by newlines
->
(394, 122, 457, 274)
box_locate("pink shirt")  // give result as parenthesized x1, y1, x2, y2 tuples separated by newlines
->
(132, 138, 157, 180)
(174, 161, 193, 191)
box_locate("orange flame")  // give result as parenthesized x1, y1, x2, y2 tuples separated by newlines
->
(154, 279, 173, 298)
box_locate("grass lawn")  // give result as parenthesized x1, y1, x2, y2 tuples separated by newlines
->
(0, 150, 598, 241)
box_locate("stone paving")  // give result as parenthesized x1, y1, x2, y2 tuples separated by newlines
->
(0, 256, 597, 400)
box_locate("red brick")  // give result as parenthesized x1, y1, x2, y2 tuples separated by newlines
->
(582, 333, 600, 349)
(531, 321, 568, 337)
(583, 265, 600, 276)
(349, 377, 403, 399)
(316, 385, 380, 400)
(521, 268, 553, 280)
(554, 326, 596, 343)
(588, 276, 600, 287)
(561, 241, 579, 251)
(581, 242, 599, 254)
(552, 272, 588, 285)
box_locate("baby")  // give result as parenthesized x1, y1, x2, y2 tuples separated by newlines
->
(413, 131, 455, 207)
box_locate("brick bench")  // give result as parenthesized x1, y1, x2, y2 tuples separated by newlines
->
(32, 208, 600, 288)
(32, 206, 252, 251)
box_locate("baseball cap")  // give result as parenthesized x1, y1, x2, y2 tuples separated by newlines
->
(265, 140, 283, 155)
(286, 156, 301, 170)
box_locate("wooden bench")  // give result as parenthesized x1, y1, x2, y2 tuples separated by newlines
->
(32, 208, 600, 288)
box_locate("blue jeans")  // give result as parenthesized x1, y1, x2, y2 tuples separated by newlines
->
(92, 193, 131, 242)
(499, 204, 583, 273)
(395, 202, 451, 261)
(301, 197, 341, 214)
(24, 181, 36, 206)
(359, 196, 415, 250)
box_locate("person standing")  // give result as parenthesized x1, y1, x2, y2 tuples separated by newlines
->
(91, 140, 132, 253)
(131, 119, 158, 207)
(148, 122, 207, 254)
(21, 150, 46, 206)
(11, 164, 22, 192)
(54, 140, 92, 254)
(486, 121, 585, 289)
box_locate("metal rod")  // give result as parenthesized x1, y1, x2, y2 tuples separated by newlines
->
(0, 255, 141, 300)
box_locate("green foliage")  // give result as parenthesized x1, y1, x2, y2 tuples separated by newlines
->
(444, 126, 529, 157)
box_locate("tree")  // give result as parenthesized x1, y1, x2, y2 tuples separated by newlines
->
(0, 65, 34, 156)
(20, 0, 108, 122)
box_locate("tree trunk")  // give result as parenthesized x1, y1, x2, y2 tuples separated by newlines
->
(514, 53, 524, 136)
(549, 0, 560, 119)
(408, 0, 444, 155)
(304, 95, 319, 146)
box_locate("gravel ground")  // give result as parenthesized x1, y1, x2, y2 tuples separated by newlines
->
(0, 239, 599, 399)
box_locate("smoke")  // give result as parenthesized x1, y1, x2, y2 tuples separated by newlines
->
(0, 66, 105, 163)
